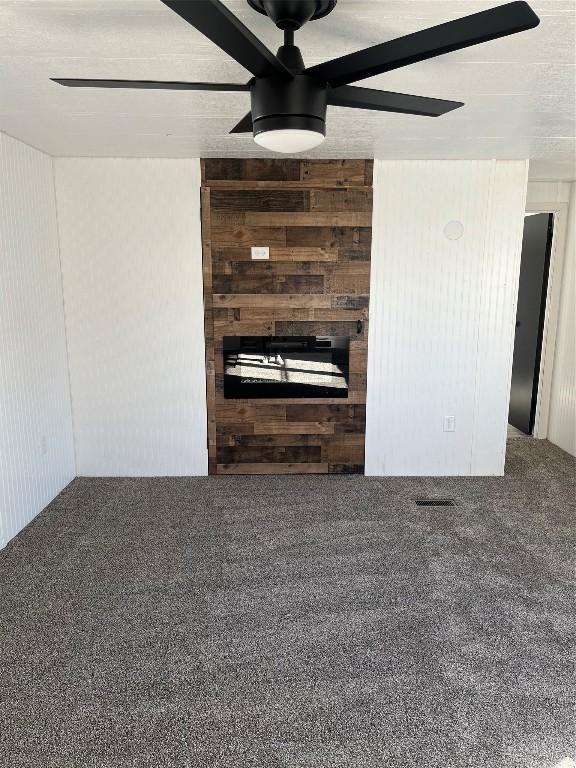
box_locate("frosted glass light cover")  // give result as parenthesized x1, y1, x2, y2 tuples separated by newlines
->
(254, 129, 325, 154)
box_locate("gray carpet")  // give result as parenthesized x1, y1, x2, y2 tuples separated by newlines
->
(1, 439, 575, 768)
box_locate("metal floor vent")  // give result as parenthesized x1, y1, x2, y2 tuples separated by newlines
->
(415, 498, 456, 507)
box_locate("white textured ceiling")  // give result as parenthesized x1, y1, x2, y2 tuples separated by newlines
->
(0, 0, 574, 178)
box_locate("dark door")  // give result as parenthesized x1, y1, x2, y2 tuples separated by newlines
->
(509, 213, 553, 434)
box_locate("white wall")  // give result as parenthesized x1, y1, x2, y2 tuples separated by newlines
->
(548, 183, 575, 456)
(366, 160, 528, 476)
(0, 133, 75, 548)
(55, 158, 207, 476)
(526, 182, 572, 206)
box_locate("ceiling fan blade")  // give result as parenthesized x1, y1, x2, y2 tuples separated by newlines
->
(307, 1, 540, 87)
(230, 112, 254, 134)
(51, 78, 249, 91)
(160, 0, 291, 79)
(329, 85, 463, 117)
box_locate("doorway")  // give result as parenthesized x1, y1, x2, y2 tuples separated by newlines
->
(508, 212, 554, 436)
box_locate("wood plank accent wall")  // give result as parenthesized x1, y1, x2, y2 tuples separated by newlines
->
(201, 159, 373, 475)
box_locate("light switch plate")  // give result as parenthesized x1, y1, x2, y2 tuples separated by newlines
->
(443, 416, 456, 432)
(251, 246, 270, 260)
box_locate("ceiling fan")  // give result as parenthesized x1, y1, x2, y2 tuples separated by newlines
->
(52, 0, 540, 154)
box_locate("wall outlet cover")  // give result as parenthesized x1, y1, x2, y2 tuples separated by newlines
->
(251, 246, 270, 260)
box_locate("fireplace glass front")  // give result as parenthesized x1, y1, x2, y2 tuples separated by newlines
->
(223, 336, 349, 399)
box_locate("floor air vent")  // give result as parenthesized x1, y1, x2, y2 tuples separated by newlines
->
(415, 498, 456, 507)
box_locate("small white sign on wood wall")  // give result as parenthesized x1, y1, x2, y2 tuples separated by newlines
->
(251, 246, 270, 260)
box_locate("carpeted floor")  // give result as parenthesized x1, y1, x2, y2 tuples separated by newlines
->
(1, 439, 575, 768)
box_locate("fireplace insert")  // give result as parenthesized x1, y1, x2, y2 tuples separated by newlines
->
(223, 336, 349, 399)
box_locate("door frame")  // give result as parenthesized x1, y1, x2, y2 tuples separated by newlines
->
(525, 200, 569, 439)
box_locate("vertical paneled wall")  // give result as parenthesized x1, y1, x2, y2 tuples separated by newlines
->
(0, 133, 75, 548)
(471, 161, 531, 471)
(548, 182, 575, 457)
(366, 160, 528, 476)
(55, 159, 207, 476)
(202, 159, 373, 475)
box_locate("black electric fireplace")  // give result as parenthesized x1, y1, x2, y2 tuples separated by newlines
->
(223, 336, 349, 399)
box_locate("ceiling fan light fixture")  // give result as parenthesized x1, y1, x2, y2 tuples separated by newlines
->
(250, 76, 327, 154)
(254, 127, 325, 153)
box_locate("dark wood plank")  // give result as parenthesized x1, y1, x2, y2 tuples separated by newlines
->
(238, 306, 367, 322)
(254, 422, 335, 435)
(203, 180, 365, 189)
(365, 161, 374, 187)
(332, 295, 370, 309)
(203, 158, 301, 182)
(245, 212, 372, 227)
(217, 445, 322, 464)
(310, 188, 373, 212)
(323, 433, 365, 446)
(328, 464, 364, 474)
(230, 434, 323, 447)
(213, 307, 235, 321)
(211, 189, 309, 212)
(210, 211, 247, 227)
(217, 463, 329, 474)
(214, 294, 332, 308)
(322, 443, 365, 463)
(286, 404, 355, 422)
(211, 226, 287, 247)
(313, 308, 369, 321)
(323, 262, 371, 275)
(334, 418, 366, 434)
(327, 274, 371, 294)
(245, 308, 314, 321)
(214, 319, 274, 335)
(301, 160, 366, 186)
(213, 274, 325, 295)
(286, 226, 369, 248)
(203, 158, 244, 181)
(338, 246, 372, 262)
(215, 262, 324, 277)
(243, 159, 301, 181)
(200, 185, 217, 467)
(217, 404, 286, 423)
(349, 341, 368, 369)
(349, 376, 367, 392)
(275, 320, 365, 338)
(216, 422, 255, 437)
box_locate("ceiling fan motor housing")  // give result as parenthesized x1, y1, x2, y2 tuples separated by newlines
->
(250, 74, 327, 139)
(247, 0, 337, 30)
